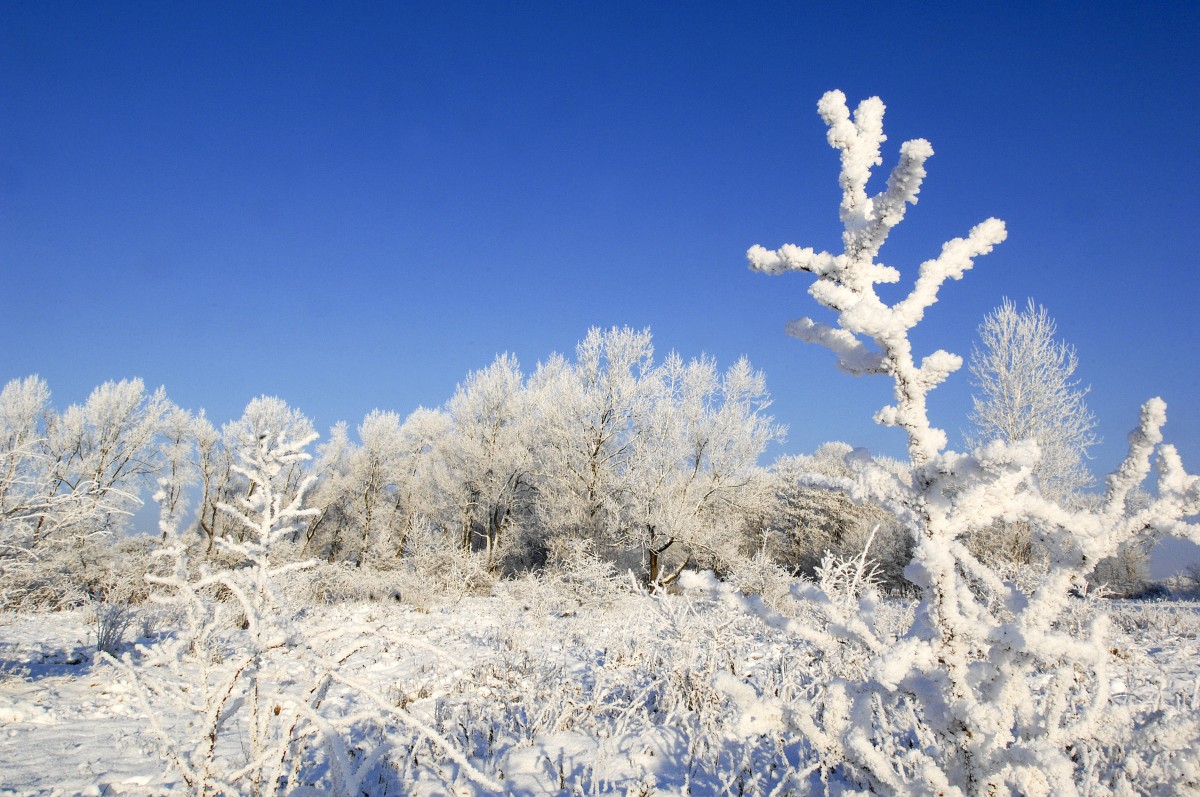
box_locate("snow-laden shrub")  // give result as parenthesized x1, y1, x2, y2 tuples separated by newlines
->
(0, 543, 91, 611)
(762, 448, 913, 593)
(297, 561, 403, 605)
(543, 536, 628, 605)
(398, 517, 496, 608)
(724, 544, 798, 611)
(104, 411, 500, 795)
(92, 598, 134, 656)
(705, 89, 1200, 795)
(0, 534, 158, 612)
(495, 539, 636, 627)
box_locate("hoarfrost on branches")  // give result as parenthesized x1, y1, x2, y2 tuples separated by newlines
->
(103, 402, 502, 795)
(748, 90, 1006, 464)
(733, 89, 1200, 795)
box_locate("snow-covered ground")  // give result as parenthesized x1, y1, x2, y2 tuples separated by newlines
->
(1, 583, 1198, 795)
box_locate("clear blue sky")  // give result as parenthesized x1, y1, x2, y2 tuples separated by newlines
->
(3, 2, 1199, 485)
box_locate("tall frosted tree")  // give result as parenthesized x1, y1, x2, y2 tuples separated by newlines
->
(441, 353, 533, 568)
(628, 353, 782, 585)
(0, 376, 178, 547)
(529, 327, 656, 551)
(969, 298, 1097, 504)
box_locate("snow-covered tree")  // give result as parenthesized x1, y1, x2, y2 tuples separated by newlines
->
(155, 403, 205, 540)
(440, 353, 535, 569)
(717, 89, 1200, 795)
(529, 327, 657, 554)
(39, 378, 175, 541)
(0, 376, 55, 543)
(969, 298, 1097, 503)
(1, 377, 175, 545)
(302, 412, 422, 566)
(521, 329, 782, 583)
(628, 353, 783, 585)
(0, 376, 201, 607)
(388, 406, 453, 554)
(965, 299, 1100, 565)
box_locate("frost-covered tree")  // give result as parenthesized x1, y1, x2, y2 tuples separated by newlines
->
(0, 376, 56, 542)
(192, 411, 235, 553)
(224, 397, 316, 509)
(713, 89, 1200, 795)
(966, 299, 1100, 565)
(0, 376, 198, 607)
(529, 327, 657, 554)
(627, 353, 783, 585)
(1, 377, 178, 545)
(388, 406, 453, 554)
(969, 298, 1097, 503)
(40, 378, 175, 541)
(523, 327, 781, 582)
(155, 403, 205, 540)
(303, 412, 424, 566)
(440, 353, 535, 569)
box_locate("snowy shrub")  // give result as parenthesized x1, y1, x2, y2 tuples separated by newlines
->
(399, 517, 496, 607)
(92, 598, 134, 656)
(0, 544, 90, 611)
(543, 536, 627, 605)
(1177, 562, 1200, 598)
(1107, 601, 1200, 640)
(104, 419, 329, 794)
(724, 542, 799, 611)
(715, 89, 1200, 795)
(495, 540, 635, 626)
(104, 408, 502, 795)
(0, 534, 158, 612)
(764, 447, 913, 592)
(811, 526, 884, 609)
(1087, 539, 1151, 597)
(299, 561, 404, 605)
(435, 585, 819, 795)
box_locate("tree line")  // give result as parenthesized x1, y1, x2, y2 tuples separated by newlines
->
(0, 302, 1119, 609)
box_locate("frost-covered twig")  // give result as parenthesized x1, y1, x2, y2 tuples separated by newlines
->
(749, 90, 1005, 464)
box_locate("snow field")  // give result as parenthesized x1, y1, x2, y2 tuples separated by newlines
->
(1, 583, 1198, 795)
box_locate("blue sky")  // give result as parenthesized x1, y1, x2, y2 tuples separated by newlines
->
(3, 2, 1199, 486)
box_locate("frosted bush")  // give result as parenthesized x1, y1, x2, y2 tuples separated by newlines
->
(105, 408, 500, 795)
(724, 545, 797, 611)
(92, 598, 134, 656)
(543, 536, 627, 606)
(299, 561, 403, 605)
(813, 526, 884, 609)
(399, 518, 496, 608)
(714, 89, 1200, 795)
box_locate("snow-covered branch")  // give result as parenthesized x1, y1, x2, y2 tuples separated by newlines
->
(735, 89, 1200, 795)
(749, 90, 1006, 464)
